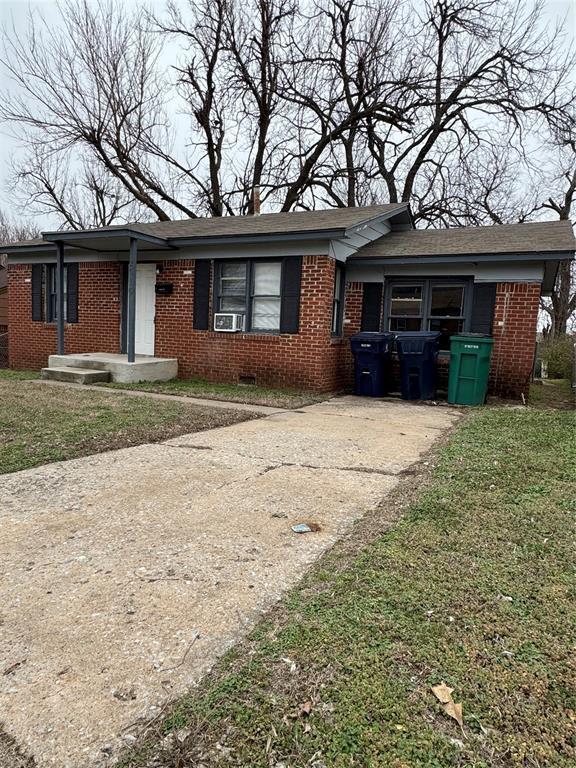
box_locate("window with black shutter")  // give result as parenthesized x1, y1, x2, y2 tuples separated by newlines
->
(210, 257, 302, 334)
(31, 263, 79, 323)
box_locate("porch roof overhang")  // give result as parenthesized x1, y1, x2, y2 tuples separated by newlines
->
(41, 228, 177, 253)
(1, 204, 413, 261)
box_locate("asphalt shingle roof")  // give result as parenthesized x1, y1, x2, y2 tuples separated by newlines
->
(352, 220, 576, 259)
(0, 204, 408, 249)
(131, 204, 407, 239)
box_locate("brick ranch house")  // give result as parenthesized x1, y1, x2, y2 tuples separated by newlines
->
(2, 204, 575, 398)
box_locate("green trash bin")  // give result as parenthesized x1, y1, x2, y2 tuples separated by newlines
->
(448, 335, 494, 406)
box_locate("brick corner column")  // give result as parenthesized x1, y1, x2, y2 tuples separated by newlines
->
(489, 282, 541, 399)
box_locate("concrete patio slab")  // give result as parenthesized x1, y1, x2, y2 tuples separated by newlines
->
(0, 398, 461, 768)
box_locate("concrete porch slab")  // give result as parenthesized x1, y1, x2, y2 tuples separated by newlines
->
(47, 353, 178, 384)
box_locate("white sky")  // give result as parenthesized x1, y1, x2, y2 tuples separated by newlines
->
(0, 0, 575, 228)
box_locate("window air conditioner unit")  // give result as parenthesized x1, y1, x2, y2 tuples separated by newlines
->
(214, 313, 244, 332)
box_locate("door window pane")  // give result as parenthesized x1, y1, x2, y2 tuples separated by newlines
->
(430, 285, 464, 317)
(390, 285, 422, 316)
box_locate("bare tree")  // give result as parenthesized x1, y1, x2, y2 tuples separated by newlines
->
(539, 132, 576, 336)
(1, 0, 574, 230)
(361, 0, 575, 222)
(1, 0, 195, 221)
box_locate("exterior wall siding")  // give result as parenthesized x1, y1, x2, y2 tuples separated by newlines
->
(8, 262, 122, 370)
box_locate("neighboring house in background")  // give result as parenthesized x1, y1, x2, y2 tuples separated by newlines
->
(0, 264, 8, 368)
(0, 264, 8, 332)
(2, 204, 575, 397)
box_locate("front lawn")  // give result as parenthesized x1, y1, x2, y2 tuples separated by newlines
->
(121, 405, 576, 768)
(99, 377, 328, 409)
(0, 373, 256, 474)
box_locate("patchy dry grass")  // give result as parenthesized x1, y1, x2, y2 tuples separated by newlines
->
(99, 377, 329, 409)
(0, 377, 256, 474)
(120, 406, 576, 768)
(529, 378, 574, 410)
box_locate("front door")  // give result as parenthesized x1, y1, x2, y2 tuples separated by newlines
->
(135, 264, 156, 356)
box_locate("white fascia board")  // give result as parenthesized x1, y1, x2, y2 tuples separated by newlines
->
(330, 216, 393, 262)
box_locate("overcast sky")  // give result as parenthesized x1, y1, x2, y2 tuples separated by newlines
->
(0, 0, 575, 229)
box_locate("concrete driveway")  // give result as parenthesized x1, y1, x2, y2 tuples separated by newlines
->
(0, 397, 460, 767)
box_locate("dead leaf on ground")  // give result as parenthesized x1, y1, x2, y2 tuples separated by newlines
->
(285, 699, 314, 723)
(431, 682, 454, 705)
(431, 681, 465, 734)
(444, 700, 464, 729)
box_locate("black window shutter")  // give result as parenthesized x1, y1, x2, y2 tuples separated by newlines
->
(361, 283, 383, 331)
(193, 260, 211, 330)
(31, 264, 43, 321)
(66, 263, 79, 323)
(470, 283, 497, 335)
(280, 256, 302, 334)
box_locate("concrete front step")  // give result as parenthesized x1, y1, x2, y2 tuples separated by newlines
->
(41, 366, 111, 385)
(47, 353, 178, 383)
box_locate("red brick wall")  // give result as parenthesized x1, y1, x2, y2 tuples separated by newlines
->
(7, 259, 541, 399)
(339, 281, 541, 399)
(155, 255, 345, 391)
(490, 282, 541, 398)
(8, 262, 122, 370)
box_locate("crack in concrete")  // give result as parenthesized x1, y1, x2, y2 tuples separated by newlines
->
(163, 442, 403, 478)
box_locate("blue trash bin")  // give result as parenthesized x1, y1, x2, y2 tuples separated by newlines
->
(395, 332, 440, 400)
(350, 332, 393, 397)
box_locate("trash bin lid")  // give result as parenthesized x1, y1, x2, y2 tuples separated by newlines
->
(450, 334, 494, 345)
(351, 332, 394, 340)
(394, 331, 441, 340)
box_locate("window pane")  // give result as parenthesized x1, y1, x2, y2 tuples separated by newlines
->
(220, 296, 246, 314)
(252, 297, 281, 330)
(220, 262, 247, 298)
(221, 278, 246, 296)
(332, 299, 340, 334)
(333, 268, 342, 298)
(430, 285, 464, 317)
(253, 262, 281, 296)
(389, 317, 422, 331)
(390, 285, 422, 316)
(429, 318, 464, 349)
(221, 262, 247, 280)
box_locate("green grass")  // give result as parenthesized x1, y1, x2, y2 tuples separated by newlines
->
(121, 406, 576, 768)
(0, 368, 40, 381)
(0, 378, 255, 474)
(99, 377, 328, 408)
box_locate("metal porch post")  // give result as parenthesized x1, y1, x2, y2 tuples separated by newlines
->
(55, 240, 65, 355)
(127, 237, 138, 363)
